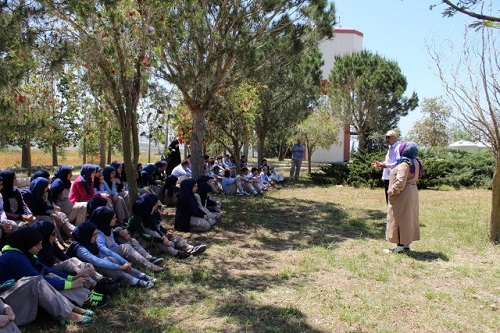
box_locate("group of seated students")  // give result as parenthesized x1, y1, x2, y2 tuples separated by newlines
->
(0, 160, 211, 329)
(0, 154, 283, 329)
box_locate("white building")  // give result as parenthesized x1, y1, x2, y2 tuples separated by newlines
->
(310, 27, 363, 163)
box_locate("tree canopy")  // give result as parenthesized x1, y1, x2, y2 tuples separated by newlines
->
(327, 50, 418, 152)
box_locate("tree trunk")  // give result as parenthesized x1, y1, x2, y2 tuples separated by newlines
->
(82, 137, 87, 165)
(51, 143, 58, 166)
(490, 160, 500, 242)
(21, 143, 29, 168)
(122, 126, 139, 204)
(243, 142, 249, 162)
(190, 107, 206, 179)
(257, 135, 265, 167)
(23, 138, 32, 176)
(358, 132, 366, 152)
(307, 143, 312, 175)
(107, 139, 112, 165)
(99, 125, 106, 167)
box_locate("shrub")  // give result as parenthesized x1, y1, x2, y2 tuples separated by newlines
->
(311, 148, 494, 189)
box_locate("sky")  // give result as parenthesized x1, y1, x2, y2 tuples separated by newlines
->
(331, 0, 481, 137)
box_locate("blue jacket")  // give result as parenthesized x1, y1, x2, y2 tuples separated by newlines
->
(0, 246, 72, 290)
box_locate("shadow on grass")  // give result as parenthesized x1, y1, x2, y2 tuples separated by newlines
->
(215, 293, 326, 333)
(407, 250, 449, 262)
(215, 193, 386, 252)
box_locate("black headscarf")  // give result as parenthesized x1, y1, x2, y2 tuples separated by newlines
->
(80, 164, 98, 195)
(52, 165, 73, 189)
(0, 170, 16, 197)
(66, 222, 99, 257)
(50, 166, 73, 203)
(89, 206, 115, 236)
(22, 177, 50, 215)
(30, 169, 50, 183)
(196, 181, 213, 207)
(31, 220, 59, 266)
(6, 227, 43, 259)
(132, 193, 159, 229)
(164, 175, 178, 197)
(178, 178, 199, 212)
(111, 161, 125, 191)
(0, 170, 27, 215)
(86, 196, 109, 218)
(102, 165, 116, 190)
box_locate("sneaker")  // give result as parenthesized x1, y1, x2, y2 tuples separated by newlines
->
(149, 256, 164, 265)
(383, 246, 405, 254)
(140, 274, 157, 283)
(236, 191, 244, 196)
(84, 291, 111, 308)
(242, 191, 250, 196)
(190, 244, 207, 256)
(175, 251, 191, 259)
(138, 280, 154, 289)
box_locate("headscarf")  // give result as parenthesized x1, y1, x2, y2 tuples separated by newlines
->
(142, 163, 156, 186)
(89, 206, 115, 236)
(52, 165, 73, 189)
(111, 161, 126, 190)
(66, 221, 99, 257)
(164, 175, 178, 197)
(0, 170, 16, 197)
(178, 178, 199, 212)
(29, 177, 49, 202)
(0, 170, 24, 214)
(6, 227, 43, 259)
(86, 196, 109, 218)
(30, 169, 50, 183)
(31, 220, 57, 266)
(397, 141, 424, 177)
(132, 193, 159, 229)
(102, 165, 116, 190)
(196, 178, 212, 207)
(22, 177, 50, 214)
(80, 164, 98, 194)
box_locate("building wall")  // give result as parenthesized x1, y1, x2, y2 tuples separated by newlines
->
(311, 27, 363, 163)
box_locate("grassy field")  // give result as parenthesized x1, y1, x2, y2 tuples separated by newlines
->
(18, 180, 499, 333)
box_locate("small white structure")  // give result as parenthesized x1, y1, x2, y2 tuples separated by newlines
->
(448, 140, 490, 152)
(312, 27, 363, 163)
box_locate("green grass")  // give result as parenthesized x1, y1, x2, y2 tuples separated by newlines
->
(20, 182, 499, 333)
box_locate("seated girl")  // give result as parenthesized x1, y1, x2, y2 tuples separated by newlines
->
(175, 179, 214, 232)
(128, 193, 206, 259)
(0, 228, 96, 326)
(69, 164, 110, 204)
(30, 220, 106, 293)
(50, 166, 87, 226)
(22, 177, 74, 242)
(66, 222, 155, 289)
(89, 206, 164, 272)
(0, 170, 35, 228)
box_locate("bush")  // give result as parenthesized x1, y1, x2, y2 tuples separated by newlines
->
(311, 148, 494, 189)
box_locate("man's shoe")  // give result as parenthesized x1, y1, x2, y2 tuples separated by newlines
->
(84, 291, 111, 308)
(175, 251, 191, 259)
(190, 244, 207, 256)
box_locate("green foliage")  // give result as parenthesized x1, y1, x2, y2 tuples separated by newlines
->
(406, 97, 452, 147)
(418, 147, 494, 189)
(311, 148, 494, 189)
(327, 50, 418, 152)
